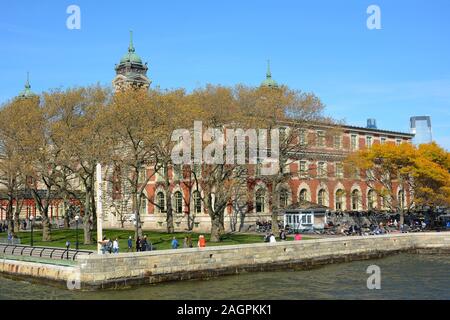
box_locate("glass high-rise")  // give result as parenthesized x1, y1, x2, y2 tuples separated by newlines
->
(410, 116, 432, 145)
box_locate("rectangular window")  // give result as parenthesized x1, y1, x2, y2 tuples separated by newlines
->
(192, 164, 201, 178)
(396, 138, 402, 145)
(318, 162, 326, 178)
(173, 165, 182, 181)
(157, 165, 165, 181)
(299, 161, 308, 177)
(335, 162, 344, 179)
(299, 130, 307, 146)
(353, 168, 360, 179)
(366, 136, 373, 148)
(380, 137, 386, 144)
(351, 134, 358, 150)
(333, 135, 342, 149)
(138, 167, 147, 184)
(316, 131, 325, 147)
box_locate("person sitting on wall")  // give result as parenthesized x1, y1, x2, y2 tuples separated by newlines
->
(269, 233, 276, 243)
(198, 235, 206, 248)
(263, 232, 270, 242)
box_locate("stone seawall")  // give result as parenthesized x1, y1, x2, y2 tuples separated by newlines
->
(77, 232, 450, 290)
(1, 232, 449, 290)
(0, 258, 76, 288)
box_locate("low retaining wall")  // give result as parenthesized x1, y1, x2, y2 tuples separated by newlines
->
(0, 258, 76, 287)
(1, 232, 449, 290)
(77, 232, 450, 290)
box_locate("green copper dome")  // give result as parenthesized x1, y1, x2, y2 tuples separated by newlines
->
(261, 60, 279, 88)
(18, 72, 36, 98)
(119, 31, 143, 64)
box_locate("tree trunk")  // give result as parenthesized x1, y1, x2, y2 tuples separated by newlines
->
(83, 217, 92, 244)
(132, 191, 143, 239)
(166, 208, 174, 233)
(271, 210, 280, 235)
(42, 214, 51, 241)
(399, 208, 404, 227)
(218, 210, 225, 235)
(63, 198, 70, 229)
(165, 188, 174, 233)
(83, 190, 93, 245)
(210, 213, 221, 242)
(13, 212, 20, 233)
(7, 219, 14, 236)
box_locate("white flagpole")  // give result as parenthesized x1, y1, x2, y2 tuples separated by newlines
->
(96, 163, 103, 254)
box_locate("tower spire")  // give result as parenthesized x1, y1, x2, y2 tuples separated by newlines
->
(25, 71, 31, 89)
(261, 59, 278, 88)
(128, 30, 135, 53)
(266, 59, 272, 79)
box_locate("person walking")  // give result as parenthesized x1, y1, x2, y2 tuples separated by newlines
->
(183, 237, 188, 248)
(127, 236, 133, 252)
(98, 237, 108, 254)
(171, 237, 179, 249)
(135, 236, 141, 252)
(113, 238, 119, 254)
(141, 235, 149, 251)
(106, 238, 113, 254)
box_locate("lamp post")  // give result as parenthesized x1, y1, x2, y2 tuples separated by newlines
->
(29, 215, 34, 247)
(75, 215, 80, 251)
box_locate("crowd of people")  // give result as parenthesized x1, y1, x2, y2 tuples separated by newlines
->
(328, 218, 428, 236)
(263, 228, 303, 243)
(98, 234, 208, 254)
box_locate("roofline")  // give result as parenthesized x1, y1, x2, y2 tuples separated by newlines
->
(342, 124, 414, 138)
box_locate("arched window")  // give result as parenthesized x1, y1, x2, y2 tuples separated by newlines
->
(279, 189, 289, 209)
(351, 189, 360, 210)
(255, 189, 265, 213)
(368, 190, 376, 210)
(174, 191, 183, 214)
(318, 189, 326, 206)
(156, 192, 166, 213)
(193, 190, 202, 214)
(335, 189, 344, 210)
(299, 189, 308, 202)
(398, 190, 405, 209)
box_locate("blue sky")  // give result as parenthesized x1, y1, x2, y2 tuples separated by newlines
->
(1, 0, 449, 149)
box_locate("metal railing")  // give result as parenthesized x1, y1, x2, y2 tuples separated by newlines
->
(0, 244, 94, 261)
(0, 238, 21, 245)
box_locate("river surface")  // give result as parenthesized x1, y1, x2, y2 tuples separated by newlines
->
(0, 253, 449, 300)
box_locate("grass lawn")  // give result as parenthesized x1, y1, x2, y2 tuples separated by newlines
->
(11, 229, 310, 251)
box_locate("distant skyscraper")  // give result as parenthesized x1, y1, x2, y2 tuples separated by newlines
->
(410, 116, 432, 145)
(366, 118, 377, 129)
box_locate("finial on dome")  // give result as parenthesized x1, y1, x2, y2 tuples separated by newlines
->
(129, 30, 135, 53)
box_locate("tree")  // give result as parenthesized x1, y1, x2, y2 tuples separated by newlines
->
(106, 88, 163, 238)
(236, 85, 331, 234)
(0, 98, 33, 234)
(413, 142, 450, 208)
(187, 85, 246, 241)
(45, 86, 112, 244)
(346, 142, 415, 225)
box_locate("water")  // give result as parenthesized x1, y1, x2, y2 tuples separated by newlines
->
(0, 254, 449, 300)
